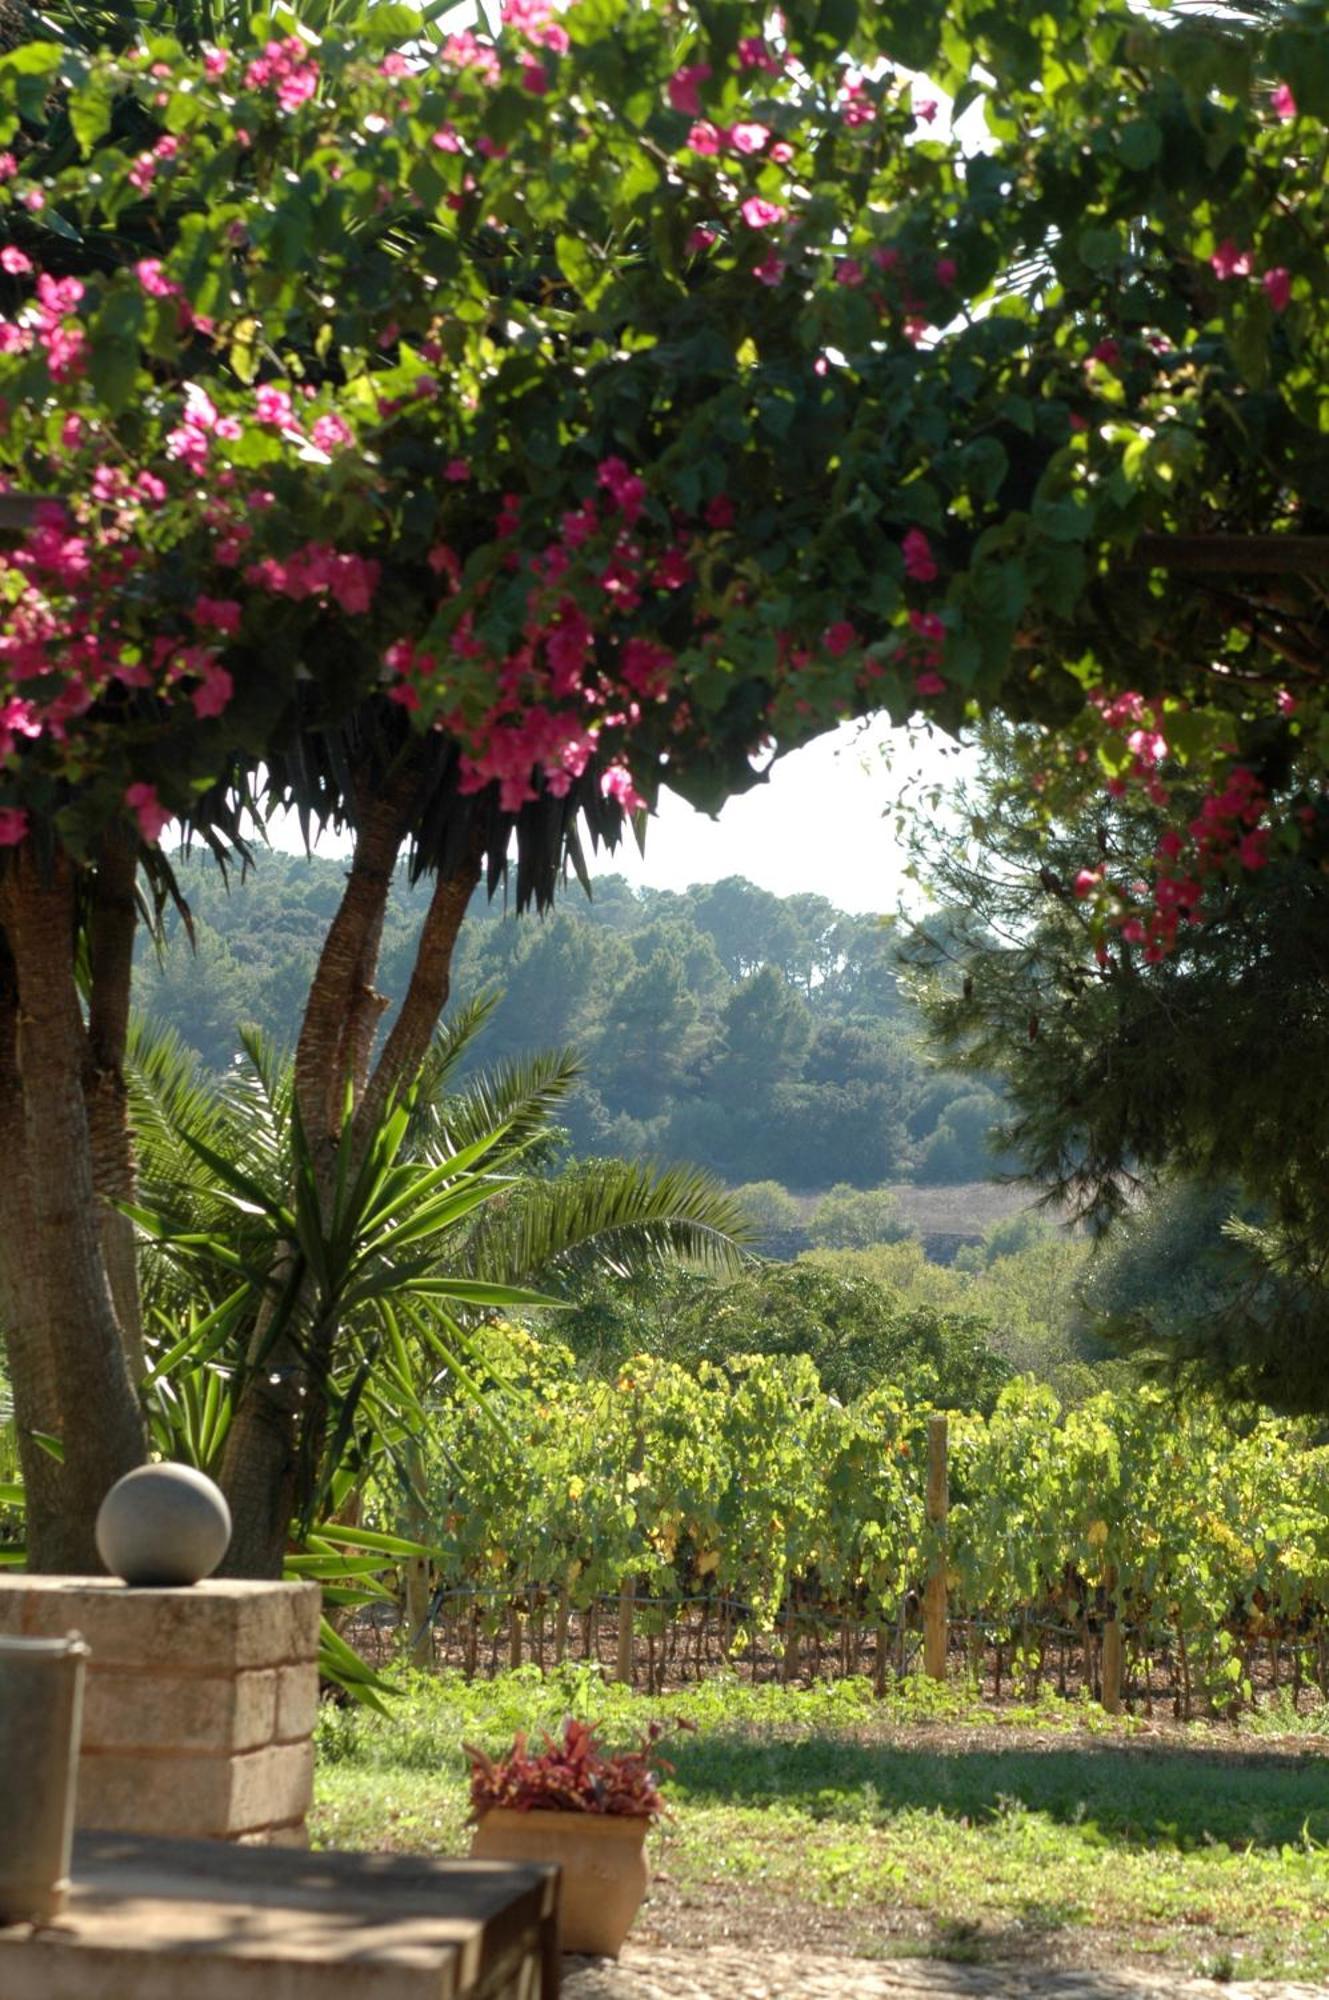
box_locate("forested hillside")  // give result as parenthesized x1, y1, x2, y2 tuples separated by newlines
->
(138, 857, 1005, 1192)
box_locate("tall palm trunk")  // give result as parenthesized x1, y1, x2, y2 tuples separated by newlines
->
(218, 759, 481, 1580)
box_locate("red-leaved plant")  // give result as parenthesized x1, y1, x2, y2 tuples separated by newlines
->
(465, 1717, 682, 1821)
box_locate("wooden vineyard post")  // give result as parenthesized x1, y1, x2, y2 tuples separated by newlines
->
(781, 1584, 800, 1684)
(924, 1414, 949, 1681)
(1101, 1564, 1123, 1715)
(614, 1579, 636, 1685)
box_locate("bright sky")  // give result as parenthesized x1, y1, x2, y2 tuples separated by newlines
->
(587, 721, 972, 913)
(266, 721, 976, 916)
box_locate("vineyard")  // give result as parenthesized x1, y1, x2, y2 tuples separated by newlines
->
(341, 1326, 1329, 1720)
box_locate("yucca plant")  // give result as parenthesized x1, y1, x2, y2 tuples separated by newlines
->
(125, 1005, 749, 1579)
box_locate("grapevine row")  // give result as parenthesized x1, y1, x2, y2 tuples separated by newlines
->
(382, 1326, 1329, 1712)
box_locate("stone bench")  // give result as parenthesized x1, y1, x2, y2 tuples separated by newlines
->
(0, 1830, 561, 1998)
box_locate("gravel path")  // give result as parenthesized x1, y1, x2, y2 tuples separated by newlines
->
(562, 1949, 1326, 2000)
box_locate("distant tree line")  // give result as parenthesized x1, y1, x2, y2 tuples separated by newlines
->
(137, 861, 1009, 1192)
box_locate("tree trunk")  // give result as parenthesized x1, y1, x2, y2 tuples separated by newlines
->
(292, 772, 419, 1149)
(0, 933, 66, 1568)
(0, 855, 145, 1570)
(84, 828, 145, 1383)
(352, 849, 481, 1153)
(220, 796, 478, 1579)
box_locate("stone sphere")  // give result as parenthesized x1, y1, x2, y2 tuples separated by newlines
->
(95, 1464, 232, 1587)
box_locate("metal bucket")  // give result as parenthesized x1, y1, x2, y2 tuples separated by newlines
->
(0, 1631, 89, 1926)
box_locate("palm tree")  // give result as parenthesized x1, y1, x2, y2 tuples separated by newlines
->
(125, 999, 749, 1581)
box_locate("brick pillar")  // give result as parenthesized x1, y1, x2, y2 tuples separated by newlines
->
(0, 1579, 320, 1845)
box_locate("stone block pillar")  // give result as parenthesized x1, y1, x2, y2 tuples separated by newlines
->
(0, 1579, 320, 1845)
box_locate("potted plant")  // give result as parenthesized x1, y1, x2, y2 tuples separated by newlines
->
(465, 1717, 676, 1957)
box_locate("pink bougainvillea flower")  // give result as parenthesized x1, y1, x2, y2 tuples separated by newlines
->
(444, 456, 471, 481)
(596, 455, 647, 523)
(191, 662, 234, 718)
(520, 59, 549, 93)
(667, 63, 711, 117)
(834, 257, 864, 287)
(192, 595, 242, 632)
(704, 493, 735, 529)
(1088, 337, 1121, 366)
(728, 121, 769, 154)
(125, 782, 170, 845)
(1276, 688, 1298, 716)
(0, 808, 29, 846)
(503, 0, 567, 35)
(913, 92, 938, 123)
(838, 76, 873, 128)
(19, 187, 44, 212)
(1073, 867, 1103, 898)
(255, 384, 295, 427)
(1271, 82, 1297, 119)
(738, 35, 780, 73)
(0, 152, 19, 181)
(310, 412, 353, 452)
(1210, 238, 1251, 280)
(0, 246, 31, 274)
(914, 670, 946, 696)
(769, 140, 794, 163)
(686, 121, 722, 155)
(1262, 266, 1291, 312)
(908, 609, 946, 644)
(686, 224, 717, 252)
(934, 256, 957, 287)
(752, 252, 785, 285)
(902, 528, 938, 582)
(135, 258, 179, 297)
(823, 620, 858, 657)
(741, 195, 786, 229)
(1127, 726, 1167, 766)
(601, 764, 645, 810)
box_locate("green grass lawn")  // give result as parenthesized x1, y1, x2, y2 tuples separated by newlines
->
(310, 1667, 1329, 1979)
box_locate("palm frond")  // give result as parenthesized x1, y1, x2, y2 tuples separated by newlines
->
(415, 1046, 583, 1163)
(459, 1157, 752, 1291)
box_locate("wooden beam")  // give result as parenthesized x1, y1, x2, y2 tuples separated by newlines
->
(0, 493, 69, 532)
(1130, 534, 1329, 575)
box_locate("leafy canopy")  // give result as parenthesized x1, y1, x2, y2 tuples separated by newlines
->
(0, 0, 1326, 926)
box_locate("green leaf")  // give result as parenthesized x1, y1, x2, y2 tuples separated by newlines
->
(1078, 227, 1121, 273)
(555, 233, 597, 298)
(1117, 118, 1161, 172)
(68, 77, 113, 150)
(88, 337, 140, 416)
(357, 2, 421, 43)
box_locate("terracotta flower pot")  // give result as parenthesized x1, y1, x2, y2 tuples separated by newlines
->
(469, 1808, 650, 1957)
